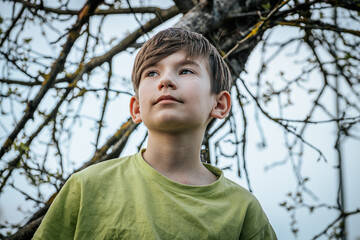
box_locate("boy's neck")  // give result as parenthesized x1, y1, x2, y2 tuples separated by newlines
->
(142, 130, 218, 186)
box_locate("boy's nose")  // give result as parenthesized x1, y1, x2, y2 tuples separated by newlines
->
(158, 74, 177, 90)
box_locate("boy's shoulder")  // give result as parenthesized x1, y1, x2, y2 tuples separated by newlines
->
(204, 164, 249, 191)
(219, 175, 272, 233)
(223, 176, 258, 202)
(73, 152, 139, 182)
(204, 163, 260, 204)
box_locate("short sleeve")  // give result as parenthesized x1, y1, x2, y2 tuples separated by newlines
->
(239, 197, 278, 240)
(248, 223, 277, 240)
(32, 174, 81, 240)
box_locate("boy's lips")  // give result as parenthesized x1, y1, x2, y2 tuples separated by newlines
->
(154, 95, 182, 105)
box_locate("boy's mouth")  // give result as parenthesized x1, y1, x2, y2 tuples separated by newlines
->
(154, 95, 182, 105)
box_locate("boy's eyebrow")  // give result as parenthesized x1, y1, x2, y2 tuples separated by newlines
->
(177, 59, 201, 67)
(141, 58, 203, 78)
(144, 59, 201, 70)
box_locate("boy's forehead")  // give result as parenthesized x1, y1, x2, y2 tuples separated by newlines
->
(144, 50, 208, 69)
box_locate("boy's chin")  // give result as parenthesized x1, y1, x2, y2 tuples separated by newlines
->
(145, 121, 201, 134)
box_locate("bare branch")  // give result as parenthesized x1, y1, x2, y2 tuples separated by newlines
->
(13, 0, 165, 15)
(0, 5, 25, 48)
(0, 0, 104, 159)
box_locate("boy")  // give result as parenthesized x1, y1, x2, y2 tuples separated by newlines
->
(33, 28, 277, 239)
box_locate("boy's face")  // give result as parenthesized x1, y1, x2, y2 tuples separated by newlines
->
(130, 50, 218, 133)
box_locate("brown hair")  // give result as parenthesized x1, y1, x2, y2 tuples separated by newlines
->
(131, 28, 232, 94)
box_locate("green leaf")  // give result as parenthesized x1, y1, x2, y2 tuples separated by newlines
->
(261, 2, 271, 10)
(308, 88, 316, 94)
(23, 38, 32, 43)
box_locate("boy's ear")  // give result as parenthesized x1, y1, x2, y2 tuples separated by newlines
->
(130, 96, 142, 123)
(210, 91, 231, 119)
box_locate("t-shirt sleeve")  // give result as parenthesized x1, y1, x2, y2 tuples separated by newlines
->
(32, 174, 81, 240)
(248, 223, 277, 240)
(239, 196, 278, 240)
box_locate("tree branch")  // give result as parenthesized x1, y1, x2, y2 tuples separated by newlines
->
(0, 5, 25, 48)
(0, 0, 104, 159)
(13, 0, 165, 15)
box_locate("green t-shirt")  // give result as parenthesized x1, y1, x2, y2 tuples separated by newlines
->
(33, 150, 277, 240)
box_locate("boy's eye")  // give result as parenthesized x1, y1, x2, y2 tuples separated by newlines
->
(180, 69, 194, 75)
(146, 71, 159, 77)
